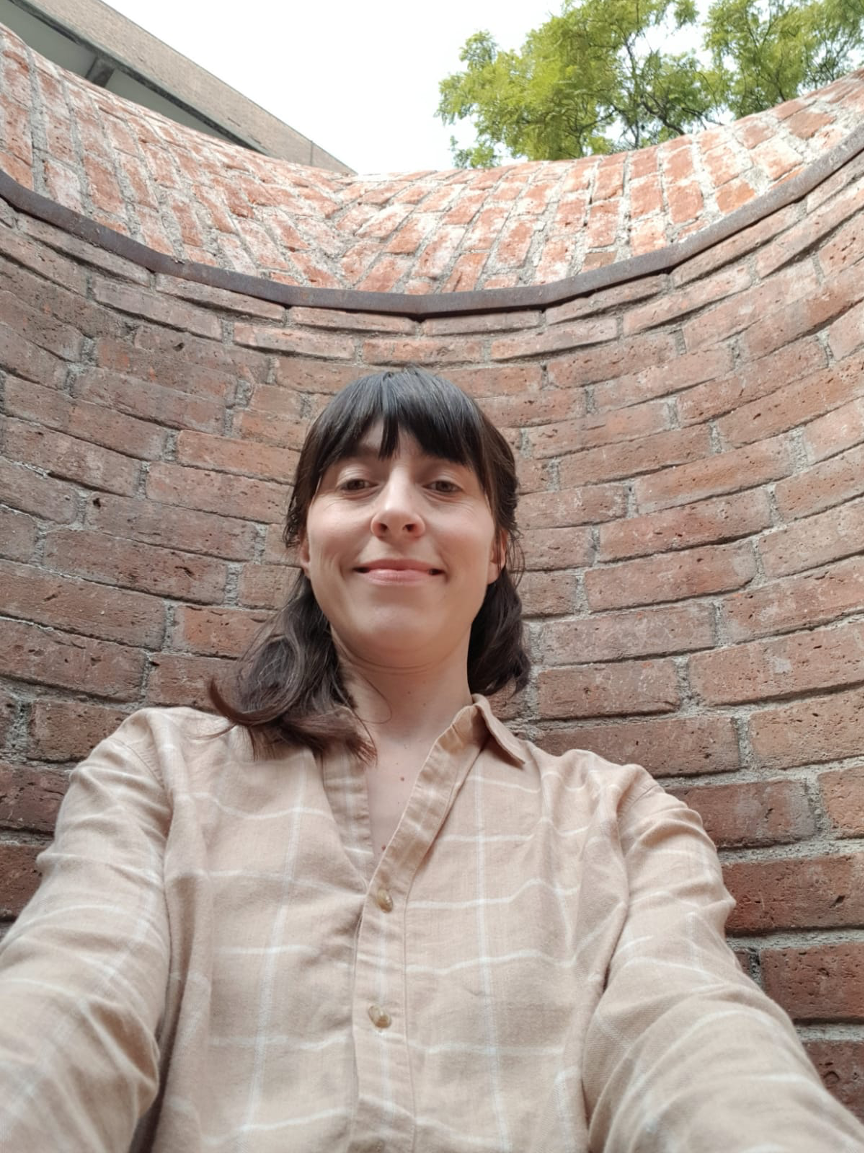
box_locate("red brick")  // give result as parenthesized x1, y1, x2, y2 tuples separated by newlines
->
(91, 278, 220, 340)
(146, 652, 232, 710)
(634, 436, 793, 513)
(594, 345, 733, 412)
(629, 175, 663, 219)
(0, 843, 42, 916)
(538, 659, 679, 720)
(237, 563, 298, 609)
(544, 602, 713, 664)
(805, 1041, 864, 1122)
(518, 571, 578, 617)
(691, 619, 864, 706)
(175, 431, 298, 483)
(5, 377, 167, 461)
(0, 221, 87, 294)
(624, 266, 751, 336)
(519, 527, 594, 571)
(725, 854, 864, 933)
(0, 288, 83, 361)
(515, 457, 555, 495)
(677, 780, 814, 849)
(233, 322, 355, 359)
(29, 699, 128, 762)
(715, 178, 757, 214)
(0, 560, 165, 647)
(43, 528, 228, 604)
(584, 201, 619, 248)
(828, 298, 864, 362)
(599, 490, 770, 561)
(76, 366, 225, 434)
(803, 396, 864, 463)
(0, 763, 68, 833)
(1, 619, 144, 699)
(775, 443, 864, 520)
(546, 277, 664, 327)
(422, 312, 541, 337)
(756, 177, 862, 278)
(716, 355, 864, 448)
(750, 685, 864, 770)
(84, 492, 257, 562)
(743, 262, 864, 361)
(559, 426, 711, 487)
(699, 142, 746, 189)
(0, 507, 37, 562)
(681, 261, 820, 352)
(548, 333, 676, 389)
(527, 399, 668, 458)
(3, 419, 140, 497)
(480, 390, 585, 430)
(536, 714, 739, 776)
(244, 384, 306, 425)
(819, 211, 864, 279)
(629, 218, 667, 256)
(489, 317, 617, 360)
(593, 156, 625, 201)
(762, 944, 864, 1020)
(820, 766, 864, 838)
(759, 496, 864, 577)
(102, 326, 269, 387)
(585, 540, 755, 611)
(289, 308, 413, 334)
(155, 274, 284, 320)
(0, 322, 66, 386)
(171, 605, 272, 658)
(0, 459, 79, 524)
(360, 336, 485, 365)
(677, 336, 827, 426)
(440, 251, 490, 292)
(441, 365, 544, 398)
(146, 462, 289, 524)
(517, 484, 627, 528)
(723, 556, 864, 642)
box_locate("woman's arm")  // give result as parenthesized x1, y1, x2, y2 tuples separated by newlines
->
(583, 782, 864, 1153)
(0, 714, 171, 1152)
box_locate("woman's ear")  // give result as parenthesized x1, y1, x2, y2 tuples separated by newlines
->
(487, 530, 507, 584)
(297, 532, 310, 575)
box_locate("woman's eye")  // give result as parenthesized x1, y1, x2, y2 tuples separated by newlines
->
(429, 479, 460, 493)
(338, 477, 372, 492)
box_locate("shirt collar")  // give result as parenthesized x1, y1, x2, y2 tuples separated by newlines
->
(471, 694, 527, 765)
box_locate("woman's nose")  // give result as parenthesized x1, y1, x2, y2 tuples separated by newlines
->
(370, 476, 425, 538)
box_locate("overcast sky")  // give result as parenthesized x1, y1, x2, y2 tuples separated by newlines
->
(105, 0, 562, 175)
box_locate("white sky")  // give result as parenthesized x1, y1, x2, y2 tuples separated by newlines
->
(105, 0, 563, 175)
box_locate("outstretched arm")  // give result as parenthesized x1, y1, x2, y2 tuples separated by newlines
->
(0, 716, 171, 1152)
(583, 782, 864, 1153)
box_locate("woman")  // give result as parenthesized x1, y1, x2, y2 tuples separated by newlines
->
(0, 369, 861, 1153)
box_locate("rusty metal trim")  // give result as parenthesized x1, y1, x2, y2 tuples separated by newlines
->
(1, 121, 863, 319)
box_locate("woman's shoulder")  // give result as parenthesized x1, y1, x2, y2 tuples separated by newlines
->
(519, 735, 665, 813)
(89, 705, 247, 778)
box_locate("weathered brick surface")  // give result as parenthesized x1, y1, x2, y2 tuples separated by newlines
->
(763, 944, 864, 1021)
(3, 42, 864, 1106)
(675, 780, 814, 848)
(725, 854, 864, 933)
(0, 843, 42, 916)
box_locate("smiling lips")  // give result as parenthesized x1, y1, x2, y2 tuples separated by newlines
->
(355, 559, 443, 583)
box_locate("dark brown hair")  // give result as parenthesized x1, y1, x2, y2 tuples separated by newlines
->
(210, 368, 530, 758)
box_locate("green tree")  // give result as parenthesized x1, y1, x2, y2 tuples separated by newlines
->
(437, 0, 864, 166)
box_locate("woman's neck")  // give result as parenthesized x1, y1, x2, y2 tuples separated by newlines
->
(338, 646, 474, 751)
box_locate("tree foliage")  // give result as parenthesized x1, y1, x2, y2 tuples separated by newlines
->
(437, 0, 864, 165)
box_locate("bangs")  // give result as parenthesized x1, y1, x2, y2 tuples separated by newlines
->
(312, 370, 490, 486)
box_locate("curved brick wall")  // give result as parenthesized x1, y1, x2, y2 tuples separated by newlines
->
(1, 22, 864, 1120)
(1, 23, 863, 292)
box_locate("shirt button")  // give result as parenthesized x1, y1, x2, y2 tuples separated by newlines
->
(368, 1004, 392, 1029)
(375, 887, 394, 912)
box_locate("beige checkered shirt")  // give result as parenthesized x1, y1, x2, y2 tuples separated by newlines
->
(0, 698, 861, 1152)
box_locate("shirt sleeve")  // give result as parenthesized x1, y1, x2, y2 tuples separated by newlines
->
(0, 713, 172, 1153)
(582, 778, 864, 1153)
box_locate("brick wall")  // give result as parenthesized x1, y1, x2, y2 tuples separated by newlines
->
(2, 21, 864, 1120)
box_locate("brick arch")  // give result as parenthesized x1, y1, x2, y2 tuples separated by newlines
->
(1, 19, 863, 1120)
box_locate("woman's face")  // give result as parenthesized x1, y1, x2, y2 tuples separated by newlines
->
(299, 424, 502, 670)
